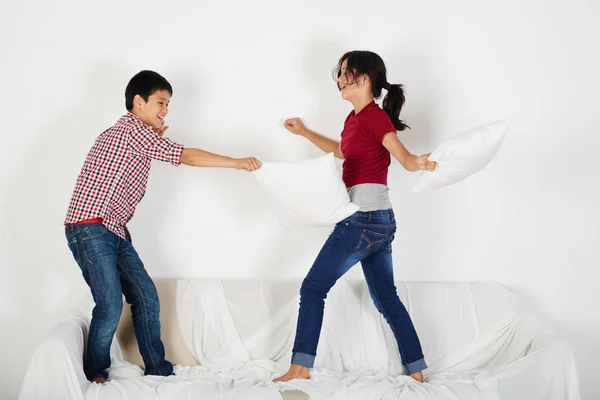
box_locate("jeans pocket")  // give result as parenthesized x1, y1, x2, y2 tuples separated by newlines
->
(67, 236, 82, 266)
(382, 226, 396, 253)
(354, 229, 388, 258)
(82, 235, 110, 265)
(81, 224, 108, 241)
(66, 234, 94, 286)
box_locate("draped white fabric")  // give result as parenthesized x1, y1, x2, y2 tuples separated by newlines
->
(19, 280, 580, 400)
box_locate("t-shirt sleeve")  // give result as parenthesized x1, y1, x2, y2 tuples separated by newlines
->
(365, 109, 397, 142)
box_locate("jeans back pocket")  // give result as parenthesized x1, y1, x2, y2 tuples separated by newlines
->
(354, 229, 389, 258)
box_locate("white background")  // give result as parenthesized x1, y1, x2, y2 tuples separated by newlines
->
(1, 0, 598, 398)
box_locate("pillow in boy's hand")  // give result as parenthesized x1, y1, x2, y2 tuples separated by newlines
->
(253, 153, 359, 227)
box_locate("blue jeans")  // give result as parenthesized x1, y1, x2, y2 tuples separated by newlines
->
(291, 210, 427, 374)
(65, 223, 173, 380)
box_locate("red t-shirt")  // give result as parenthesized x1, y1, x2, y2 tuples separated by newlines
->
(340, 101, 396, 188)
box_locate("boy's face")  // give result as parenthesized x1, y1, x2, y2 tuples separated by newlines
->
(133, 89, 170, 129)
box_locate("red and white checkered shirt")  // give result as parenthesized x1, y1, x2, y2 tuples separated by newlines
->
(65, 112, 184, 240)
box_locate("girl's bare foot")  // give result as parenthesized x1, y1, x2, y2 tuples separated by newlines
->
(410, 371, 424, 383)
(91, 377, 106, 384)
(273, 364, 309, 382)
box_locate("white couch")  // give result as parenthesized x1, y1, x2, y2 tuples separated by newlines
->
(19, 279, 580, 399)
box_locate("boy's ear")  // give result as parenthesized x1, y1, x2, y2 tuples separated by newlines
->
(133, 94, 145, 109)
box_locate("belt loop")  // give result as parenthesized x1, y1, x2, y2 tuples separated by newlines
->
(125, 226, 132, 243)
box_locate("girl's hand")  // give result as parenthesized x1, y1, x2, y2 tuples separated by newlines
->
(416, 153, 436, 171)
(283, 118, 308, 136)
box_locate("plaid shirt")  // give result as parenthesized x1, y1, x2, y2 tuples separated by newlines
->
(65, 112, 184, 240)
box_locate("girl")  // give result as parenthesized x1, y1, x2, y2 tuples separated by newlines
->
(274, 51, 435, 383)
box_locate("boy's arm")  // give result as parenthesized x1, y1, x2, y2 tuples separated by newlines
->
(180, 148, 261, 171)
(129, 124, 261, 171)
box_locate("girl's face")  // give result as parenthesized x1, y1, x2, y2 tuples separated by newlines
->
(337, 58, 370, 101)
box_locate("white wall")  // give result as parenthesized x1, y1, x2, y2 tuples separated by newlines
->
(1, 0, 599, 398)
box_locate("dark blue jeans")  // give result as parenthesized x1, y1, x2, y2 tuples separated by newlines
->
(291, 210, 427, 374)
(65, 223, 173, 380)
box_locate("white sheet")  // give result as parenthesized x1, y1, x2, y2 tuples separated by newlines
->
(18, 299, 93, 400)
(84, 362, 283, 400)
(175, 280, 579, 400)
(19, 280, 580, 400)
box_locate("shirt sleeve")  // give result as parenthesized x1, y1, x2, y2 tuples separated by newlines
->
(365, 109, 397, 142)
(128, 124, 184, 166)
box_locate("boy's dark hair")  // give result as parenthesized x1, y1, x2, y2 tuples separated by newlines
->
(125, 70, 173, 111)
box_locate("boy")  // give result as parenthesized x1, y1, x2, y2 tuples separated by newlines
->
(64, 70, 261, 383)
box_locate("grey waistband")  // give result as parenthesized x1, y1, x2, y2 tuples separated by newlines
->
(347, 184, 392, 211)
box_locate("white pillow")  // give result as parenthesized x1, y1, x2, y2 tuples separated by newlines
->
(413, 120, 510, 193)
(253, 153, 360, 227)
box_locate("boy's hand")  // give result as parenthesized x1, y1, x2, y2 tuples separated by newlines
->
(153, 122, 169, 137)
(235, 157, 262, 171)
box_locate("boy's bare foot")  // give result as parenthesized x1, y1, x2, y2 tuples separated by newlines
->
(91, 377, 106, 384)
(410, 371, 424, 383)
(273, 364, 309, 382)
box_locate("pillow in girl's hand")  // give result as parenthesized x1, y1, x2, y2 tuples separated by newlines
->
(413, 120, 511, 193)
(253, 153, 359, 227)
